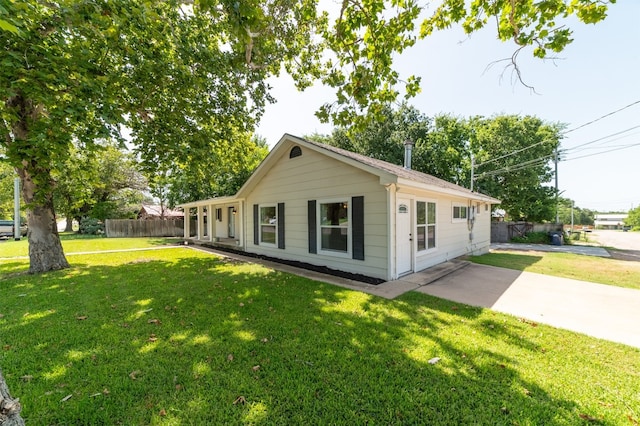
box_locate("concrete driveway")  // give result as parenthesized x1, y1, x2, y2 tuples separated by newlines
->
(589, 229, 640, 251)
(415, 263, 640, 349)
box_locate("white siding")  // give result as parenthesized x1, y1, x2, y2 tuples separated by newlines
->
(398, 189, 493, 273)
(245, 146, 389, 280)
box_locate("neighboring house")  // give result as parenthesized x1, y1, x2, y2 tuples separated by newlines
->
(138, 204, 184, 220)
(594, 213, 628, 230)
(179, 134, 500, 281)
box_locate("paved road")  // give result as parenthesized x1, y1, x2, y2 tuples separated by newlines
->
(589, 230, 640, 251)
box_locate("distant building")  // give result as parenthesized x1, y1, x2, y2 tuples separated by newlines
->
(594, 213, 628, 230)
(138, 204, 184, 220)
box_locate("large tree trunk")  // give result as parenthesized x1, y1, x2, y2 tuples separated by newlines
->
(0, 369, 25, 426)
(16, 166, 70, 274)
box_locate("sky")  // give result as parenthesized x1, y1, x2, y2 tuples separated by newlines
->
(256, 1, 640, 213)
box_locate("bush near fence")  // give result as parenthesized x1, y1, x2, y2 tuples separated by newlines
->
(105, 219, 184, 238)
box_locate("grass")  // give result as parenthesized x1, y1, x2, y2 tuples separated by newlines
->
(470, 251, 640, 290)
(1, 246, 639, 424)
(0, 234, 181, 258)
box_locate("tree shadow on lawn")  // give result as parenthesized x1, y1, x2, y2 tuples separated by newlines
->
(1, 253, 633, 424)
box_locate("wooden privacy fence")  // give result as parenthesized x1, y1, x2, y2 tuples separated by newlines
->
(105, 219, 184, 238)
(491, 222, 563, 243)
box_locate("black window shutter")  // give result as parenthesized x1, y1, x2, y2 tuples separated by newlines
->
(277, 202, 285, 249)
(352, 196, 365, 260)
(308, 200, 317, 254)
(253, 204, 259, 245)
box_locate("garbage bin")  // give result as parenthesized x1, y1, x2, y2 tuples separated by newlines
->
(549, 232, 563, 246)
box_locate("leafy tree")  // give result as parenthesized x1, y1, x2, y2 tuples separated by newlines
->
(472, 115, 562, 222)
(0, 163, 17, 219)
(625, 206, 640, 230)
(1, 0, 323, 272)
(54, 143, 147, 230)
(0, 0, 617, 272)
(557, 198, 595, 227)
(146, 133, 269, 208)
(318, 0, 616, 127)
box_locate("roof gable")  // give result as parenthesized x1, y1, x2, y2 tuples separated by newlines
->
(237, 134, 499, 203)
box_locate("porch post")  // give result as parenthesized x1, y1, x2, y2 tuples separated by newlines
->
(207, 204, 214, 241)
(197, 205, 205, 240)
(237, 201, 244, 247)
(183, 208, 190, 238)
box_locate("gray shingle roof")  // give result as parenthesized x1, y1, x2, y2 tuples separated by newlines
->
(300, 136, 496, 201)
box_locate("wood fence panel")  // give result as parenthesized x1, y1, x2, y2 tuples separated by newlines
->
(105, 219, 184, 238)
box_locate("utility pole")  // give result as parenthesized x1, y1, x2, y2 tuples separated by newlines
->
(470, 153, 474, 192)
(554, 148, 559, 224)
(571, 200, 574, 231)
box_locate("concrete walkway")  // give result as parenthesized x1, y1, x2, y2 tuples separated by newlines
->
(491, 242, 610, 257)
(414, 263, 640, 349)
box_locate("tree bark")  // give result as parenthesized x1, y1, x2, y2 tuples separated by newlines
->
(0, 369, 25, 426)
(16, 165, 70, 274)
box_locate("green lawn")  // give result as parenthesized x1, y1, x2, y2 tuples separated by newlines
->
(470, 251, 640, 290)
(1, 247, 639, 424)
(0, 234, 181, 258)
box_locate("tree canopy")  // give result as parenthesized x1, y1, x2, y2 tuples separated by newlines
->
(318, 107, 563, 222)
(0, 0, 617, 272)
(625, 206, 640, 231)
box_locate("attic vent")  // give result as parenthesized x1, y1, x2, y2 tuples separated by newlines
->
(289, 146, 302, 158)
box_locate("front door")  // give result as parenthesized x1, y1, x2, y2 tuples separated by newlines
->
(396, 198, 413, 276)
(228, 207, 236, 238)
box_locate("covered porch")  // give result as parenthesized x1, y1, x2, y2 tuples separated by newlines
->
(179, 196, 244, 249)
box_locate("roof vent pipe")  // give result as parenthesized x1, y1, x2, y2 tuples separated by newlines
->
(403, 140, 415, 170)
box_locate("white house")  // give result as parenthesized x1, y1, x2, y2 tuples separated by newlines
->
(594, 213, 628, 230)
(179, 134, 500, 282)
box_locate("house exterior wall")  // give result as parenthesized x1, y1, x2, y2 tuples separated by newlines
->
(396, 188, 492, 274)
(244, 145, 390, 280)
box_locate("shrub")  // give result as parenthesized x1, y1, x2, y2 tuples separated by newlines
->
(510, 231, 550, 244)
(79, 217, 104, 235)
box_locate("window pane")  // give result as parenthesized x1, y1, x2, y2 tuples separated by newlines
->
(427, 202, 436, 224)
(453, 206, 460, 218)
(417, 201, 426, 225)
(261, 225, 276, 244)
(321, 202, 348, 226)
(321, 227, 348, 252)
(260, 206, 276, 225)
(460, 207, 467, 219)
(417, 226, 426, 251)
(428, 225, 436, 249)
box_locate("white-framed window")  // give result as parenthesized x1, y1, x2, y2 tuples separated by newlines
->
(318, 199, 350, 256)
(416, 201, 436, 251)
(452, 204, 468, 221)
(259, 205, 277, 246)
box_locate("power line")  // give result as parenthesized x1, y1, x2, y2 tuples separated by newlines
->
(562, 124, 640, 153)
(562, 141, 640, 162)
(564, 100, 640, 134)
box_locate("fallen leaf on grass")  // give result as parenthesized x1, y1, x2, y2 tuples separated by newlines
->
(428, 357, 440, 365)
(260, 337, 269, 343)
(129, 370, 141, 380)
(233, 396, 246, 405)
(148, 334, 158, 342)
(76, 316, 88, 320)
(148, 319, 161, 325)
(227, 354, 234, 362)
(20, 375, 33, 382)
(159, 409, 167, 417)
(579, 413, 600, 422)
(0, 313, 4, 318)
(519, 318, 538, 327)
(252, 365, 260, 371)
(61, 394, 73, 402)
